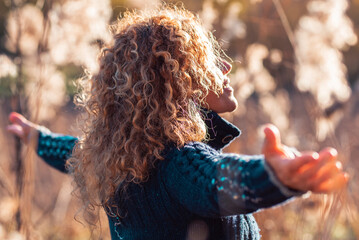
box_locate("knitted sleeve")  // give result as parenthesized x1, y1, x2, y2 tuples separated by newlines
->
(36, 128, 78, 173)
(161, 142, 302, 218)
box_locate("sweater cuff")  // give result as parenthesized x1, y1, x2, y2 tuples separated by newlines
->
(37, 129, 77, 173)
(216, 154, 302, 214)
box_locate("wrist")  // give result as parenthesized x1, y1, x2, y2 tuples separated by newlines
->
(263, 161, 305, 197)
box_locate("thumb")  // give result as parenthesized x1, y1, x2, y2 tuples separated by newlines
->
(262, 124, 285, 156)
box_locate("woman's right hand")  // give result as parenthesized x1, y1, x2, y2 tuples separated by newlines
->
(262, 124, 349, 194)
(7, 112, 39, 148)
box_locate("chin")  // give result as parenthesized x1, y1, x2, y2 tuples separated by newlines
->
(216, 98, 238, 113)
(225, 100, 238, 113)
(227, 102, 238, 113)
(205, 90, 238, 113)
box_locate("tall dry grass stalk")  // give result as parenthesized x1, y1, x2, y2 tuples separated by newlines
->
(271, 0, 357, 239)
(1, 0, 358, 239)
(220, 0, 359, 239)
(7, 0, 30, 236)
(2, 0, 112, 238)
(294, 1, 357, 238)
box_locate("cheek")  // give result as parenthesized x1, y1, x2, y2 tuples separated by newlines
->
(204, 91, 217, 107)
(204, 91, 222, 111)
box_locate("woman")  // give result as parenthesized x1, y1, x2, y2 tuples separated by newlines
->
(7, 6, 348, 240)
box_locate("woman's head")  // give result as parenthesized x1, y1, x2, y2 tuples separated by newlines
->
(68, 5, 236, 225)
(205, 60, 238, 113)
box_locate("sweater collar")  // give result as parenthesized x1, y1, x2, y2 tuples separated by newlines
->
(202, 110, 241, 150)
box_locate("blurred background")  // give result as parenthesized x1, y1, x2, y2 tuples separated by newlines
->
(1, 0, 359, 239)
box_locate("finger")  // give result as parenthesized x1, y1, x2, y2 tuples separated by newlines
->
(313, 172, 349, 193)
(288, 151, 319, 172)
(282, 145, 301, 159)
(308, 161, 343, 190)
(262, 124, 285, 156)
(318, 147, 338, 162)
(297, 148, 337, 174)
(6, 125, 25, 139)
(294, 149, 339, 181)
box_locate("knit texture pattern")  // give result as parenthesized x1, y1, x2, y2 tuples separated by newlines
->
(37, 111, 299, 240)
(37, 130, 77, 173)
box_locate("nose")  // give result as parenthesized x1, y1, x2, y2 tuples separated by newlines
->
(221, 60, 232, 75)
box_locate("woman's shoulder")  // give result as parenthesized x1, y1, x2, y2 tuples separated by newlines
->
(164, 141, 219, 162)
(158, 141, 221, 184)
(158, 142, 220, 199)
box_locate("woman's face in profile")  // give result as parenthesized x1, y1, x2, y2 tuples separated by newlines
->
(204, 61, 238, 113)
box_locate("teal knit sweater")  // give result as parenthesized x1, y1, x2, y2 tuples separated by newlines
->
(37, 111, 300, 240)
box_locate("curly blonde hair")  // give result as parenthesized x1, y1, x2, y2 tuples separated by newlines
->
(68, 6, 227, 226)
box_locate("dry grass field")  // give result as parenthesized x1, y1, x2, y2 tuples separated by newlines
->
(0, 0, 359, 239)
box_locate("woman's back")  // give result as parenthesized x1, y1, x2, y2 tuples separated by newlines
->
(109, 165, 260, 240)
(36, 111, 295, 239)
(109, 141, 262, 240)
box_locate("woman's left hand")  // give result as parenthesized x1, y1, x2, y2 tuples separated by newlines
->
(262, 124, 349, 193)
(7, 112, 40, 149)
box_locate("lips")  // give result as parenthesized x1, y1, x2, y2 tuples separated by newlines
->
(223, 78, 233, 93)
(223, 78, 230, 88)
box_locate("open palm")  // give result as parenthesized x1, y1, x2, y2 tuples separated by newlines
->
(262, 124, 348, 193)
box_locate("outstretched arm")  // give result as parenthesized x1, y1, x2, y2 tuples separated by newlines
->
(7, 112, 77, 173)
(161, 125, 348, 218)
